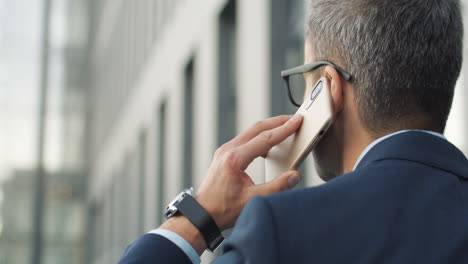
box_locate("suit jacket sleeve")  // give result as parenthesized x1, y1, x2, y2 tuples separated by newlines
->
(213, 196, 279, 264)
(118, 233, 192, 264)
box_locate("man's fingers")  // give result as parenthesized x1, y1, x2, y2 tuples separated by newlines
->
(254, 171, 302, 196)
(227, 115, 292, 148)
(235, 114, 303, 170)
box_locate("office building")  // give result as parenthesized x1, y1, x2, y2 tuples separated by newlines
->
(84, 0, 468, 263)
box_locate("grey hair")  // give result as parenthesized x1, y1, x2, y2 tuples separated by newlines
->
(306, 0, 463, 133)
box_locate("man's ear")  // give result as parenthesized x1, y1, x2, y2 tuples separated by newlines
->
(324, 66, 344, 114)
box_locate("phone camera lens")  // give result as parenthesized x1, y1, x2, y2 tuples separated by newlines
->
(310, 81, 323, 101)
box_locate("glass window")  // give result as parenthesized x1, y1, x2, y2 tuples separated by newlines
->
(138, 131, 147, 234)
(110, 175, 119, 263)
(121, 155, 132, 247)
(157, 102, 167, 225)
(183, 59, 195, 189)
(91, 203, 104, 262)
(270, 0, 305, 116)
(217, 0, 237, 147)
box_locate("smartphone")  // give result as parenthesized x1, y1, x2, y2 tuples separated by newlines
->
(265, 77, 334, 181)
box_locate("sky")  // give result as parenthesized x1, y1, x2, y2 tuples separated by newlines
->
(0, 0, 42, 182)
(0, 0, 66, 183)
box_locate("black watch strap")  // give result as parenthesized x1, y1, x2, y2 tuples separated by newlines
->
(177, 195, 224, 251)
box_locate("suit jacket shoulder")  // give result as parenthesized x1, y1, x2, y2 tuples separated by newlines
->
(221, 132, 468, 263)
(214, 196, 280, 264)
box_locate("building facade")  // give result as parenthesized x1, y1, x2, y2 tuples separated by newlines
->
(85, 1, 468, 263)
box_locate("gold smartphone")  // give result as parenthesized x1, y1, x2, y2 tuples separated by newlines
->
(265, 77, 334, 181)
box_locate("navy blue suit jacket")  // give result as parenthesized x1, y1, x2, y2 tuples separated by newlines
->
(119, 131, 468, 263)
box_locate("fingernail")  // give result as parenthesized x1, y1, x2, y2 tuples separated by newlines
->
(288, 114, 302, 123)
(288, 174, 301, 188)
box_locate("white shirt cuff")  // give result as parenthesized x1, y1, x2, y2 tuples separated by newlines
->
(147, 228, 201, 264)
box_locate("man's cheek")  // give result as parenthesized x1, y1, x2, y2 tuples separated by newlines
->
(312, 134, 340, 181)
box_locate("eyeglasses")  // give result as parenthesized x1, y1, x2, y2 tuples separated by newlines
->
(281, 61, 352, 107)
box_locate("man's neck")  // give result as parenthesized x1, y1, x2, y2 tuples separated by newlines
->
(342, 130, 375, 174)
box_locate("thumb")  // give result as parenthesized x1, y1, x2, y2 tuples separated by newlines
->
(254, 171, 302, 196)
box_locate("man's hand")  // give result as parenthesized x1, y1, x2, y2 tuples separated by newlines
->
(196, 114, 303, 230)
(161, 115, 303, 254)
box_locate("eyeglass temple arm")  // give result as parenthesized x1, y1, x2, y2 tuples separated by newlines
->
(282, 76, 301, 107)
(281, 61, 352, 81)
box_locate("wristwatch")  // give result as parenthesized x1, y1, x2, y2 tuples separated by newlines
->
(164, 187, 224, 252)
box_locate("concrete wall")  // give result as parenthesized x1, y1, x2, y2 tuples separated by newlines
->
(86, 0, 468, 263)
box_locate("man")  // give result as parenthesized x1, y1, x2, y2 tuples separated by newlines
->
(120, 0, 468, 263)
